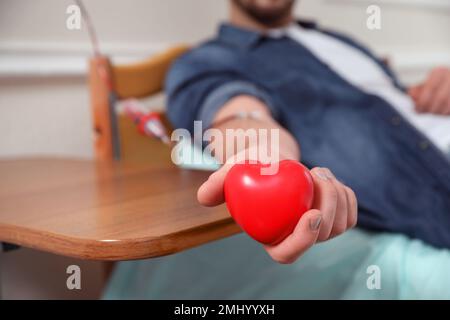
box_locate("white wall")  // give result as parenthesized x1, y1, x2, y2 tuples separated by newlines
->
(0, 78, 91, 158)
(1, 0, 449, 158)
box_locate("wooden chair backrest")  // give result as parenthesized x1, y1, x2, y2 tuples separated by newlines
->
(88, 46, 190, 163)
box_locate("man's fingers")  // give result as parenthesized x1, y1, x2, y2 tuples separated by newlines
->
(408, 85, 422, 101)
(197, 163, 233, 206)
(310, 167, 338, 241)
(198, 147, 265, 206)
(197, 173, 224, 206)
(417, 68, 445, 112)
(322, 169, 348, 238)
(264, 166, 357, 264)
(429, 79, 450, 114)
(345, 186, 358, 229)
(264, 209, 322, 264)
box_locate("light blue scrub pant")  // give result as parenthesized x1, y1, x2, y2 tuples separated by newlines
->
(103, 228, 450, 299)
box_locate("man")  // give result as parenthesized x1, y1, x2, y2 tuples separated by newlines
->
(166, 0, 450, 265)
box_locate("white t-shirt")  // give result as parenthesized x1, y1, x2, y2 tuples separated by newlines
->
(268, 24, 450, 155)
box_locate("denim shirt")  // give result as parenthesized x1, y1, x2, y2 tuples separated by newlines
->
(165, 22, 450, 249)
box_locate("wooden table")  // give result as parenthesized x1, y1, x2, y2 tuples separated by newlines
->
(0, 158, 240, 261)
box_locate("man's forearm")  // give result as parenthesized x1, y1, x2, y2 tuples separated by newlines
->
(208, 95, 300, 164)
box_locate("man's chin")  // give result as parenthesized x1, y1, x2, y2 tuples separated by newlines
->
(233, 0, 295, 27)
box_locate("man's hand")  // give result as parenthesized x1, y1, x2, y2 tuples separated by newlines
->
(198, 94, 357, 264)
(198, 156, 357, 264)
(408, 66, 450, 115)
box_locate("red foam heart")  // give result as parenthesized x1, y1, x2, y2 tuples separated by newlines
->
(224, 160, 314, 245)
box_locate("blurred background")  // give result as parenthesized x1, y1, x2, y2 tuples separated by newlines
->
(0, 0, 449, 299)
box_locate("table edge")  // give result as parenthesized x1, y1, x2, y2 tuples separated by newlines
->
(0, 218, 241, 261)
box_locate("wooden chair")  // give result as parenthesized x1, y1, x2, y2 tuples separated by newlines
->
(90, 45, 189, 164)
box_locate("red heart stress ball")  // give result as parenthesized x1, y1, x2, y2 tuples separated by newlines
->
(224, 160, 314, 245)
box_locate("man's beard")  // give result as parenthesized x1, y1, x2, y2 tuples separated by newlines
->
(232, 0, 295, 27)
